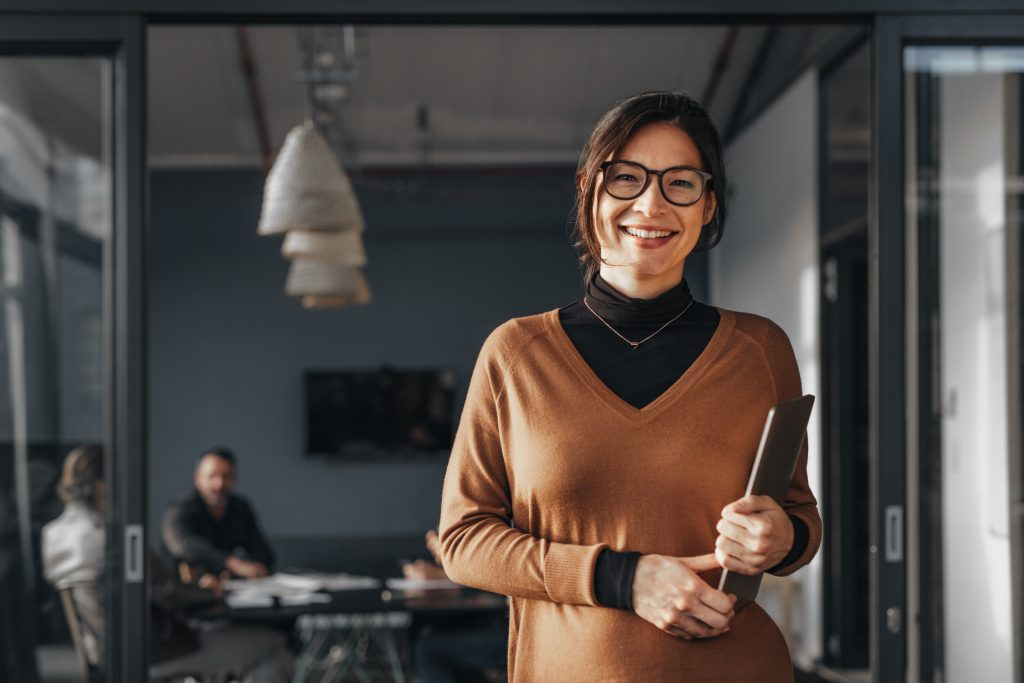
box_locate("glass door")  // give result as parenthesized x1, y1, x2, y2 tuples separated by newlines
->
(0, 54, 111, 683)
(0, 16, 147, 683)
(904, 44, 1024, 683)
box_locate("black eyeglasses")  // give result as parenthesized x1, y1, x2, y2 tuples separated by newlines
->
(599, 160, 713, 207)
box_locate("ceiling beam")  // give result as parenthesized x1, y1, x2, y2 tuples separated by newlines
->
(235, 26, 273, 174)
(701, 26, 739, 110)
(4, 0, 1023, 20)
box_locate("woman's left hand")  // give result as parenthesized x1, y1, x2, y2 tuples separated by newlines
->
(714, 495, 793, 575)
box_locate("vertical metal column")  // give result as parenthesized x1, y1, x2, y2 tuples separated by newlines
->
(110, 14, 148, 683)
(1006, 70, 1024, 683)
(870, 16, 907, 683)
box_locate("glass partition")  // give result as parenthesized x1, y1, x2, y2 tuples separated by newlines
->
(905, 45, 1024, 683)
(0, 56, 111, 682)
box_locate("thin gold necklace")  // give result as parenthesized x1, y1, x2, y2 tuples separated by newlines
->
(582, 296, 694, 350)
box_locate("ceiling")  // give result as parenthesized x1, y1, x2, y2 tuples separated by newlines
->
(0, 25, 859, 171)
(146, 24, 848, 169)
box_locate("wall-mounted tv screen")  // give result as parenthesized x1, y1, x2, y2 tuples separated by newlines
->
(305, 367, 458, 456)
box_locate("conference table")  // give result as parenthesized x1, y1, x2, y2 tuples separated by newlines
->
(195, 577, 508, 683)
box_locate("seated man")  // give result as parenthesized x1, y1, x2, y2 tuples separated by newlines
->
(42, 445, 291, 682)
(162, 447, 274, 579)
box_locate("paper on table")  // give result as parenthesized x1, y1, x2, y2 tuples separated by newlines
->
(385, 577, 460, 591)
(225, 591, 333, 608)
(224, 593, 274, 609)
(224, 572, 380, 595)
(295, 573, 381, 591)
(280, 592, 332, 606)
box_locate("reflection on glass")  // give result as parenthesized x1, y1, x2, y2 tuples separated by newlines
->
(0, 57, 110, 682)
(905, 46, 1021, 682)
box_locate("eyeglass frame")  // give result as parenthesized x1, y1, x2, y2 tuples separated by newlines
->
(598, 160, 714, 207)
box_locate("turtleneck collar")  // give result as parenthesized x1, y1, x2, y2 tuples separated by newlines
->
(583, 272, 695, 326)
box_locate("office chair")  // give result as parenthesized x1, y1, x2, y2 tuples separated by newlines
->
(58, 588, 101, 683)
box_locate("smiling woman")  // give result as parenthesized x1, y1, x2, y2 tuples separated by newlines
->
(573, 91, 728, 299)
(438, 91, 820, 682)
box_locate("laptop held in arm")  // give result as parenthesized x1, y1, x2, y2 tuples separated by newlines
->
(717, 394, 815, 607)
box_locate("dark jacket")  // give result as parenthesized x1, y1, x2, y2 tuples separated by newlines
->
(161, 491, 274, 575)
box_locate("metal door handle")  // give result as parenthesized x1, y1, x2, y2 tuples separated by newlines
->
(125, 525, 143, 583)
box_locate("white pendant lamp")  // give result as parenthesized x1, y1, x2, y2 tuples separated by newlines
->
(281, 228, 367, 266)
(258, 120, 371, 308)
(257, 122, 365, 235)
(300, 292, 369, 309)
(284, 259, 371, 306)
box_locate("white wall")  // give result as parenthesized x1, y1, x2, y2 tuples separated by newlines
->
(938, 71, 1014, 683)
(711, 70, 822, 669)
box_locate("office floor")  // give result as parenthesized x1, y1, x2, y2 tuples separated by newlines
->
(798, 665, 872, 683)
(37, 643, 84, 683)
(35, 640, 864, 683)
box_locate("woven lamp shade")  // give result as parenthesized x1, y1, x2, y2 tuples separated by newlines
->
(257, 122, 365, 235)
(301, 293, 368, 309)
(284, 259, 371, 308)
(281, 228, 367, 266)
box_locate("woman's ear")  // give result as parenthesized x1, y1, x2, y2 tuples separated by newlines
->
(577, 173, 588, 196)
(702, 192, 718, 227)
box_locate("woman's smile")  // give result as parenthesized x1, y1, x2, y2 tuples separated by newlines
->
(618, 224, 680, 248)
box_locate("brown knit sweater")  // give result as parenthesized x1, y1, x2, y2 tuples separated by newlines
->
(439, 307, 822, 682)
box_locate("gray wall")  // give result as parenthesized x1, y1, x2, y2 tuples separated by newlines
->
(711, 71, 821, 667)
(148, 168, 709, 539)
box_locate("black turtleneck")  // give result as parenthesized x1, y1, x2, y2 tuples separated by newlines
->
(558, 273, 810, 611)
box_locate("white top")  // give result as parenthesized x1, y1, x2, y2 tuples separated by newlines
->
(41, 502, 105, 589)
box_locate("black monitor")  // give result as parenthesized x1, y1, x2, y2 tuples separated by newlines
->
(305, 367, 457, 457)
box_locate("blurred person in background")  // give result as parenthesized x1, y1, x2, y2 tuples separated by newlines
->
(41, 444, 106, 676)
(42, 444, 291, 682)
(162, 447, 274, 580)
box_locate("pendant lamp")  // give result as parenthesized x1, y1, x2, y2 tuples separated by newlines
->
(257, 121, 365, 235)
(258, 121, 371, 308)
(284, 259, 370, 305)
(281, 228, 367, 266)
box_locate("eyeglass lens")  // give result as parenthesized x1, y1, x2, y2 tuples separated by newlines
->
(604, 161, 705, 206)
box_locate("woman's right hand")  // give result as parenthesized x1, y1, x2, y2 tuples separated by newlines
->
(631, 553, 737, 640)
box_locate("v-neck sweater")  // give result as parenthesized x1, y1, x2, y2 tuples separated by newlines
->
(439, 306, 822, 682)
(558, 274, 810, 609)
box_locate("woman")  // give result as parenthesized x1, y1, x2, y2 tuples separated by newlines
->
(41, 444, 107, 671)
(438, 91, 822, 682)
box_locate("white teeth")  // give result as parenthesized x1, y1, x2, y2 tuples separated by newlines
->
(623, 226, 674, 239)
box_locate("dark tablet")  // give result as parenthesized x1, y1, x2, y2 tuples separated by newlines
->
(717, 394, 815, 606)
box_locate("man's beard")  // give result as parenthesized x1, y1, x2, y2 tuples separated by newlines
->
(203, 491, 228, 508)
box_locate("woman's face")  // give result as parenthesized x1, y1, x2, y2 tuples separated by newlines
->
(593, 122, 717, 285)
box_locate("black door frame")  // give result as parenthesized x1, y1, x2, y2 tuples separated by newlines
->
(877, 13, 1024, 683)
(0, 14, 149, 683)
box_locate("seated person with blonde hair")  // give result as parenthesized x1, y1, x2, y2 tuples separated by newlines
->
(41, 444, 106, 672)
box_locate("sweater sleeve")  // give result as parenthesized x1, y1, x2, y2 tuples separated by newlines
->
(438, 325, 608, 606)
(761, 321, 823, 577)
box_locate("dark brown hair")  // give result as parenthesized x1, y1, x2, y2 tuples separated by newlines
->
(573, 91, 728, 280)
(58, 444, 104, 505)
